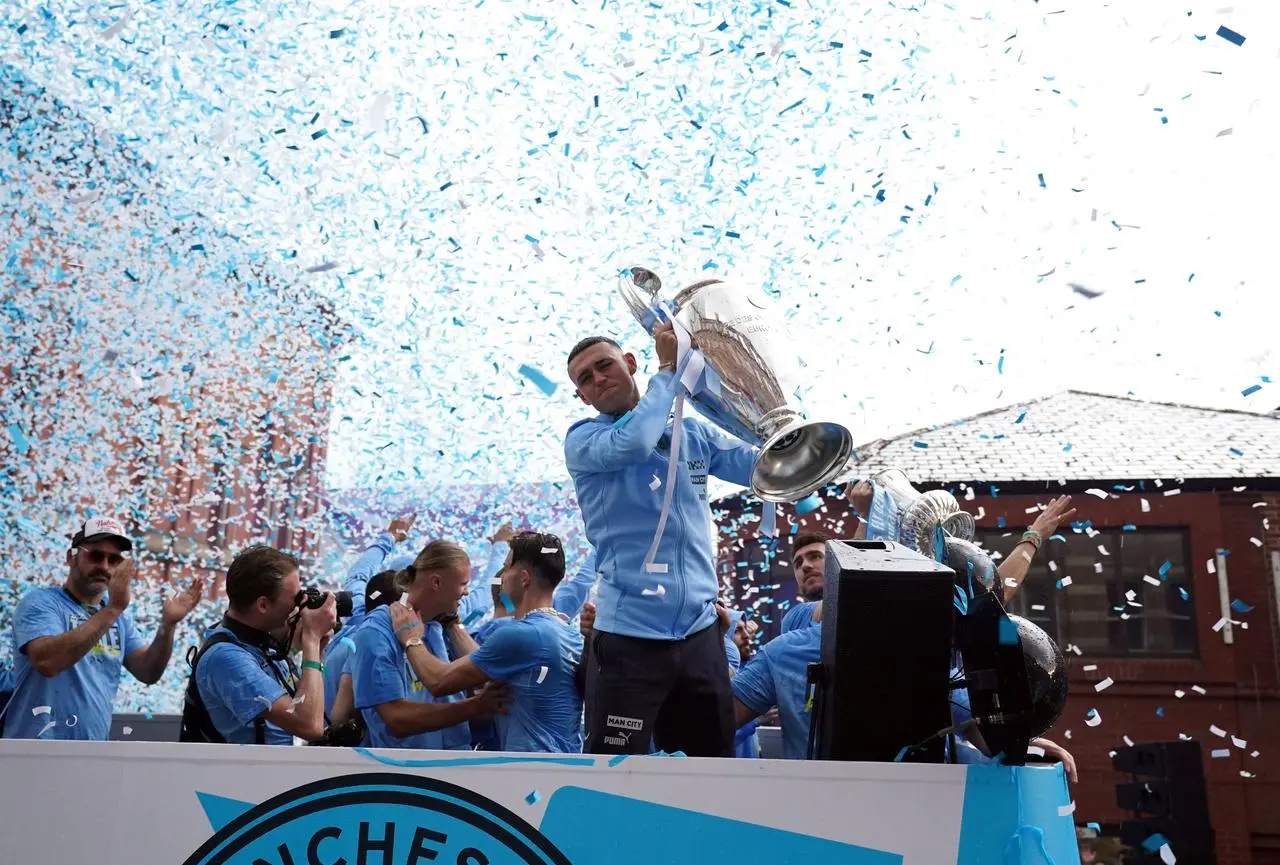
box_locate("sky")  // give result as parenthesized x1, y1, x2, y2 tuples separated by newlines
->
(3, 0, 1276, 495)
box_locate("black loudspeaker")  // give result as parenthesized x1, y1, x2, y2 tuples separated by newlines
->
(810, 540, 956, 762)
(1113, 740, 1216, 864)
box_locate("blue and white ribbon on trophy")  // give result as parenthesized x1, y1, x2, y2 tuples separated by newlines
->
(642, 302, 776, 577)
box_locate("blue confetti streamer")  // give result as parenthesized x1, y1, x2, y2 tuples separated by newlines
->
(1216, 25, 1246, 46)
(1230, 599, 1254, 614)
(795, 494, 822, 515)
(517, 364, 558, 396)
(8, 423, 30, 455)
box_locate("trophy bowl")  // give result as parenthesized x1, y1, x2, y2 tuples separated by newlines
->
(618, 266, 853, 503)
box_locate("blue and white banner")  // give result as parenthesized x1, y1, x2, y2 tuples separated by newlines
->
(0, 741, 1079, 865)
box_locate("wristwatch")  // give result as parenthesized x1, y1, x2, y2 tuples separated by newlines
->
(404, 637, 424, 649)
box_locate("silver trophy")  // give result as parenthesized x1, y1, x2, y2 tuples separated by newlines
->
(871, 467, 977, 559)
(617, 266, 853, 503)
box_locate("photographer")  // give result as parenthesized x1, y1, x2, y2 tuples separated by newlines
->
(181, 545, 336, 744)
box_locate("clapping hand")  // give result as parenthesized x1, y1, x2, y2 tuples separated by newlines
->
(161, 578, 205, 626)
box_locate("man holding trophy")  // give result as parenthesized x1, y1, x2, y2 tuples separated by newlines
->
(565, 270, 852, 757)
(565, 326, 756, 756)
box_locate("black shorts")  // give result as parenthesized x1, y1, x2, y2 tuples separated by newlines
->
(583, 623, 734, 758)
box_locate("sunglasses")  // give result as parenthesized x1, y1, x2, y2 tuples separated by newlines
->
(79, 549, 126, 566)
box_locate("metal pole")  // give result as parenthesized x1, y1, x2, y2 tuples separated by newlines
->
(1216, 550, 1234, 645)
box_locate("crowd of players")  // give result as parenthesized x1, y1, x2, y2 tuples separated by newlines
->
(0, 324, 1079, 773)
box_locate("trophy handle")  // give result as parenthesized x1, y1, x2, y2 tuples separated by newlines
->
(617, 266, 664, 334)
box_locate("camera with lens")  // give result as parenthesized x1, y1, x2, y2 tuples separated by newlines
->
(294, 587, 355, 619)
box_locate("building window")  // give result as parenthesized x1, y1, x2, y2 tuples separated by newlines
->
(975, 527, 1197, 658)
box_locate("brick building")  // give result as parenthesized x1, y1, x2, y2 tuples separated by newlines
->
(0, 65, 346, 710)
(713, 390, 1280, 865)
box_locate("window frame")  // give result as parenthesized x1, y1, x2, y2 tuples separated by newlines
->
(975, 525, 1199, 660)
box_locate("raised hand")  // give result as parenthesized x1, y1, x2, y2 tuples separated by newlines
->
(654, 321, 678, 368)
(579, 601, 596, 638)
(845, 479, 873, 517)
(162, 577, 205, 625)
(1030, 496, 1077, 539)
(489, 522, 518, 544)
(388, 513, 417, 543)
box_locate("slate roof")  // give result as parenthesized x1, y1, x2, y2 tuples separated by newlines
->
(837, 390, 1280, 485)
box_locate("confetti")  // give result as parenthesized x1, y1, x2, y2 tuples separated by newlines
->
(517, 364, 559, 397)
(7, 424, 30, 455)
(536, 665, 548, 684)
(1094, 677, 1114, 692)
(1085, 709, 1102, 727)
(525, 790, 541, 805)
(1211, 748, 1231, 759)
(0, 0, 1272, 723)
(641, 585, 666, 597)
(1216, 25, 1246, 46)
(1057, 802, 1076, 817)
(795, 494, 823, 515)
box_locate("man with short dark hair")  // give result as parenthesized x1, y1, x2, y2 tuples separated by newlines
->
(565, 325, 757, 757)
(781, 530, 833, 633)
(2, 518, 203, 740)
(398, 531, 585, 753)
(185, 545, 335, 744)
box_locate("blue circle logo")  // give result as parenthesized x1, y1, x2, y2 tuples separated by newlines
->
(184, 773, 571, 865)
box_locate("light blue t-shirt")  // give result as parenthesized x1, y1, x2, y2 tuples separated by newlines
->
(351, 606, 470, 751)
(781, 601, 819, 634)
(731, 624, 822, 760)
(196, 627, 296, 745)
(323, 629, 361, 717)
(470, 611, 584, 753)
(3, 586, 142, 740)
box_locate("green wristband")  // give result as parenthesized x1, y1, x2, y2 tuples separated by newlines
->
(301, 660, 324, 673)
(395, 622, 419, 634)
